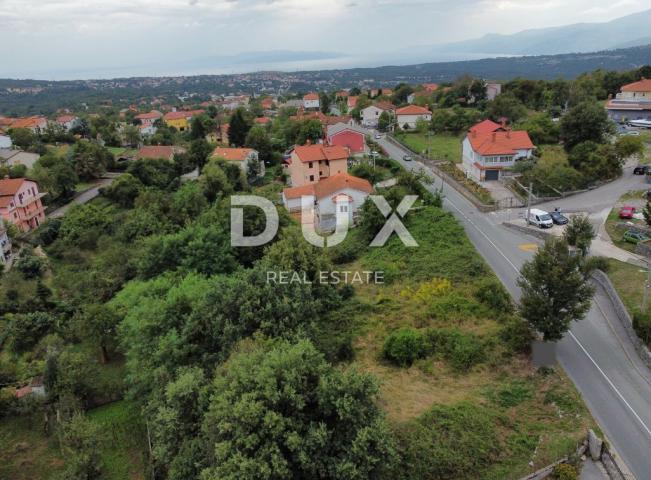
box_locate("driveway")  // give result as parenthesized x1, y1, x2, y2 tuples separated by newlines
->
(48, 175, 117, 219)
(374, 133, 651, 479)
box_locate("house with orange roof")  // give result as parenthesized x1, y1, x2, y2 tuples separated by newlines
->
(254, 117, 271, 126)
(462, 124, 535, 182)
(0, 177, 46, 232)
(396, 105, 432, 129)
(468, 119, 505, 135)
(211, 147, 264, 177)
(9, 116, 48, 133)
(136, 145, 184, 161)
(303, 92, 320, 110)
(135, 110, 163, 126)
(606, 77, 651, 123)
(55, 114, 81, 132)
(286, 143, 350, 188)
(260, 98, 276, 111)
(282, 173, 373, 231)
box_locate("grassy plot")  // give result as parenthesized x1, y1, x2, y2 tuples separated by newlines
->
(333, 206, 595, 479)
(604, 191, 648, 253)
(395, 132, 463, 163)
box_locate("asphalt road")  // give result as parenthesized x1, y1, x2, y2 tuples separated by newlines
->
(375, 135, 651, 479)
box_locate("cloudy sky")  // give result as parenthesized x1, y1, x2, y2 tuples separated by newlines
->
(1, 0, 649, 79)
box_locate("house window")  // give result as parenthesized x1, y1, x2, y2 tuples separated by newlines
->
(309, 162, 313, 169)
(340, 205, 349, 213)
(309, 175, 314, 182)
(325, 160, 329, 166)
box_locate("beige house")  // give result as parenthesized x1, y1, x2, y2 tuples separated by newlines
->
(211, 147, 264, 177)
(286, 144, 349, 187)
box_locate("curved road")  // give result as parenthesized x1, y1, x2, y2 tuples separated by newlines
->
(375, 135, 650, 479)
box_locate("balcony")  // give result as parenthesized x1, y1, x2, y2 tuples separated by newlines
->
(15, 192, 46, 208)
(20, 204, 45, 221)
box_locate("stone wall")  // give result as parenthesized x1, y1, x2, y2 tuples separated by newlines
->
(591, 269, 651, 368)
(501, 221, 555, 242)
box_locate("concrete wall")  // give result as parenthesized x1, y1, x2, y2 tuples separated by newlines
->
(591, 269, 651, 368)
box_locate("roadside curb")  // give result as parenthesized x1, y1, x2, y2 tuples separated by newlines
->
(501, 221, 554, 241)
(591, 269, 651, 369)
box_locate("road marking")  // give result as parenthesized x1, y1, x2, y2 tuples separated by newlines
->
(437, 176, 651, 440)
(518, 243, 538, 252)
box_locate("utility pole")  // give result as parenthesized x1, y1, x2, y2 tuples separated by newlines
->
(526, 182, 533, 225)
(643, 262, 651, 311)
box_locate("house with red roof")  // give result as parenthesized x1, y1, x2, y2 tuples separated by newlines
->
(135, 110, 163, 126)
(462, 124, 535, 182)
(136, 145, 185, 161)
(282, 173, 373, 231)
(9, 116, 48, 133)
(0, 177, 46, 232)
(286, 143, 350, 188)
(303, 92, 320, 110)
(468, 119, 505, 135)
(254, 117, 271, 126)
(606, 77, 651, 123)
(361, 102, 395, 128)
(211, 147, 264, 177)
(55, 114, 81, 132)
(396, 105, 432, 129)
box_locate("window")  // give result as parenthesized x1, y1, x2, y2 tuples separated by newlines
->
(340, 205, 349, 213)
(325, 160, 329, 166)
(309, 162, 313, 169)
(309, 175, 314, 182)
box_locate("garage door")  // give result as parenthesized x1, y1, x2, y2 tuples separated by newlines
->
(485, 169, 499, 181)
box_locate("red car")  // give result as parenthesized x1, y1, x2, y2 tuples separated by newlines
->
(619, 205, 636, 219)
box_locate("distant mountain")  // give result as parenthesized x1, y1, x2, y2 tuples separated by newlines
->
(424, 9, 651, 56)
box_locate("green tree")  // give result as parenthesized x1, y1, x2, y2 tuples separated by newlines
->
(643, 201, 651, 227)
(58, 413, 103, 480)
(378, 111, 392, 132)
(200, 340, 396, 480)
(8, 127, 38, 150)
(563, 215, 595, 256)
(615, 135, 644, 160)
(319, 91, 332, 114)
(70, 141, 112, 181)
(228, 108, 251, 147)
(75, 304, 120, 363)
(487, 92, 528, 123)
(560, 101, 614, 151)
(518, 238, 594, 342)
(199, 160, 234, 202)
(100, 173, 141, 208)
(296, 119, 324, 145)
(245, 125, 272, 164)
(7, 311, 55, 353)
(123, 124, 141, 148)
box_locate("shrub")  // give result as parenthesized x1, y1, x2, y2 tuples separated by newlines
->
(491, 381, 533, 408)
(475, 278, 513, 313)
(426, 329, 485, 372)
(553, 463, 578, 480)
(37, 218, 62, 246)
(582, 256, 609, 274)
(500, 317, 534, 355)
(383, 327, 429, 367)
(633, 312, 651, 346)
(15, 254, 45, 279)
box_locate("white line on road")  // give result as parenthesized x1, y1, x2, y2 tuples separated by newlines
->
(430, 162, 651, 440)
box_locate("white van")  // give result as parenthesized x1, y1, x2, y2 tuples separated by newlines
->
(528, 209, 553, 229)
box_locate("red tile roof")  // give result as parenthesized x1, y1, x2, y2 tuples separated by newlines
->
(135, 111, 162, 120)
(254, 117, 271, 124)
(0, 177, 27, 195)
(303, 93, 319, 101)
(423, 83, 439, 92)
(606, 99, 651, 111)
(373, 101, 396, 111)
(284, 173, 373, 200)
(469, 119, 503, 134)
(163, 110, 204, 121)
(137, 146, 176, 160)
(10, 116, 46, 129)
(56, 114, 77, 123)
(348, 96, 358, 108)
(396, 105, 432, 115)
(468, 131, 534, 156)
(621, 78, 651, 92)
(211, 147, 254, 162)
(293, 144, 349, 163)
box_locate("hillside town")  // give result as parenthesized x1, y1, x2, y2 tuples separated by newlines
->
(3, 47, 651, 480)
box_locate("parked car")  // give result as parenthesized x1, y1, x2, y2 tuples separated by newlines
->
(619, 205, 636, 219)
(527, 208, 554, 228)
(634, 165, 648, 175)
(549, 211, 569, 225)
(623, 230, 649, 244)
(403, 155, 413, 162)
(374, 134, 383, 139)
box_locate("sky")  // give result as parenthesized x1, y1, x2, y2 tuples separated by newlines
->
(1, 0, 650, 79)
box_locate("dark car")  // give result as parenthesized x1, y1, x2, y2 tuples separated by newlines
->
(549, 211, 569, 225)
(634, 165, 648, 175)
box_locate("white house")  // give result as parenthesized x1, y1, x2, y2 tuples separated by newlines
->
(134, 111, 163, 126)
(139, 123, 157, 136)
(0, 134, 11, 149)
(395, 105, 432, 129)
(486, 83, 502, 101)
(282, 173, 373, 232)
(303, 93, 320, 110)
(361, 102, 395, 128)
(211, 147, 264, 177)
(462, 126, 535, 182)
(55, 114, 81, 132)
